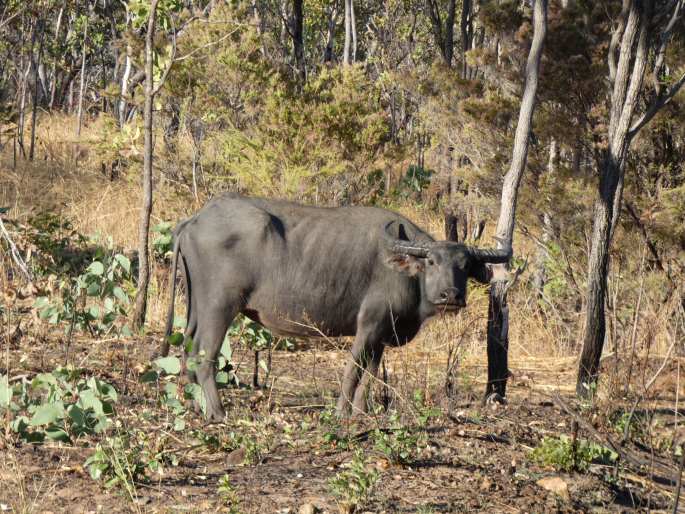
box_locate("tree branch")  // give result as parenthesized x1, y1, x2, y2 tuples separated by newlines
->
(628, 70, 685, 140)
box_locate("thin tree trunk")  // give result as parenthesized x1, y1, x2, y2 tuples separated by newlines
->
(29, 18, 45, 161)
(576, 0, 652, 397)
(350, 0, 356, 63)
(292, 0, 305, 81)
(49, 6, 65, 110)
(76, 14, 89, 136)
(343, 0, 352, 65)
(485, 0, 547, 401)
(460, 0, 472, 79)
(324, 2, 337, 63)
(444, 0, 456, 66)
(119, 44, 132, 128)
(132, 0, 160, 329)
(532, 138, 558, 298)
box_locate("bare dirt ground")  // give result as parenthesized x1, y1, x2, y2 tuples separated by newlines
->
(1, 327, 683, 514)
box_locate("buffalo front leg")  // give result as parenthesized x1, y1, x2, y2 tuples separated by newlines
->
(336, 336, 382, 417)
(351, 343, 385, 413)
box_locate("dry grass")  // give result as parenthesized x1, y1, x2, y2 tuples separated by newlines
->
(1, 112, 682, 400)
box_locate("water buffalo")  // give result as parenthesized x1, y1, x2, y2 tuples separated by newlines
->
(160, 193, 511, 421)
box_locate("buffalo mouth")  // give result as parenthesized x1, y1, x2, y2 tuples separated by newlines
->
(433, 302, 464, 313)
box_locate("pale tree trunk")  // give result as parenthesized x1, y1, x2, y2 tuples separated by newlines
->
(485, 0, 547, 401)
(532, 138, 557, 298)
(343, 0, 354, 65)
(76, 13, 89, 136)
(48, 6, 64, 110)
(132, 0, 160, 329)
(119, 44, 132, 128)
(577, 0, 685, 397)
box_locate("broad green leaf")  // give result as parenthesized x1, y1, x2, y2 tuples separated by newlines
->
(140, 369, 159, 383)
(88, 261, 105, 276)
(168, 332, 184, 347)
(113, 254, 131, 273)
(0, 375, 11, 409)
(113, 286, 129, 304)
(30, 402, 64, 426)
(68, 404, 86, 427)
(154, 356, 181, 375)
(45, 426, 71, 443)
(86, 282, 100, 296)
(78, 389, 105, 416)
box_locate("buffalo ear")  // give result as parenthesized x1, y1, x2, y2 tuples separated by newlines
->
(385, 254, 425, 276)
(468, 260, 492, 284)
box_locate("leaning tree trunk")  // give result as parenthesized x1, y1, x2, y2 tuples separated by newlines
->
(132, 0, 160, 329)
(485, 0, 547, 401)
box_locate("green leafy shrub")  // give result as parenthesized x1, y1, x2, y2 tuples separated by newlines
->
(34, 250, 132, 338)
(151, 221, 174, 260)
(329, 448, 380, 513)
(371, 410, 424, 465)
(0, 367, 118, 444)
(531, 435, 617, 472)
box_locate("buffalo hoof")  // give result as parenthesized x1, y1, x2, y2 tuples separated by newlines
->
(484, 392, 507, 406)
(194, 400, 226, 424)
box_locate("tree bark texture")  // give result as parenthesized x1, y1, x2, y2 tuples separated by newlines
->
(132, 0, 159, 329)
(577, 0, 651, 396)
(292, 0, 305, 81)
(76, 13, 89, 136)
(532, 138, 557, 298)
(343, 0, 355, 65)
(485, 0, 547, 400)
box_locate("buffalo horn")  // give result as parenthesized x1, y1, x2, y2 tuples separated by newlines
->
(466, 245, 512, 263)
(383, 221, 431, 257)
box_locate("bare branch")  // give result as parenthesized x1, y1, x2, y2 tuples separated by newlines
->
(628, 70, 685, 139)
(652, 0, 682, 95)
(151, 15, 177, 97)
(608, 0, 631, 83)
(174, 28, 243, 62)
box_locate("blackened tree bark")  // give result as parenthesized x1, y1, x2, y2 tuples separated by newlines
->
(292, 0, 305, 80)
(29, 17, 45, 161)
(485, 0, 547, 402)
(133, 0, 160, 329)
(323, 1, 338, 63)
(460, 0, 473, 78)
(577, 0, 685, 397)
(426, 0, 456, 67)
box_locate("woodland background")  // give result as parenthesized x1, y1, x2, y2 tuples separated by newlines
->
(1, 0, 685, 512)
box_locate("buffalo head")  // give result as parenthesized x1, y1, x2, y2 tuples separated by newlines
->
(382, 221, 511, 311)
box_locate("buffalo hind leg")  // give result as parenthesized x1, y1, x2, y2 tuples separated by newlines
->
(194, 302, 239, 422)
(351, 343, 385, 413)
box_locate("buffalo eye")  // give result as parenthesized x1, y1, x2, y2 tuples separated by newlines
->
(427, 258, 435, 266)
